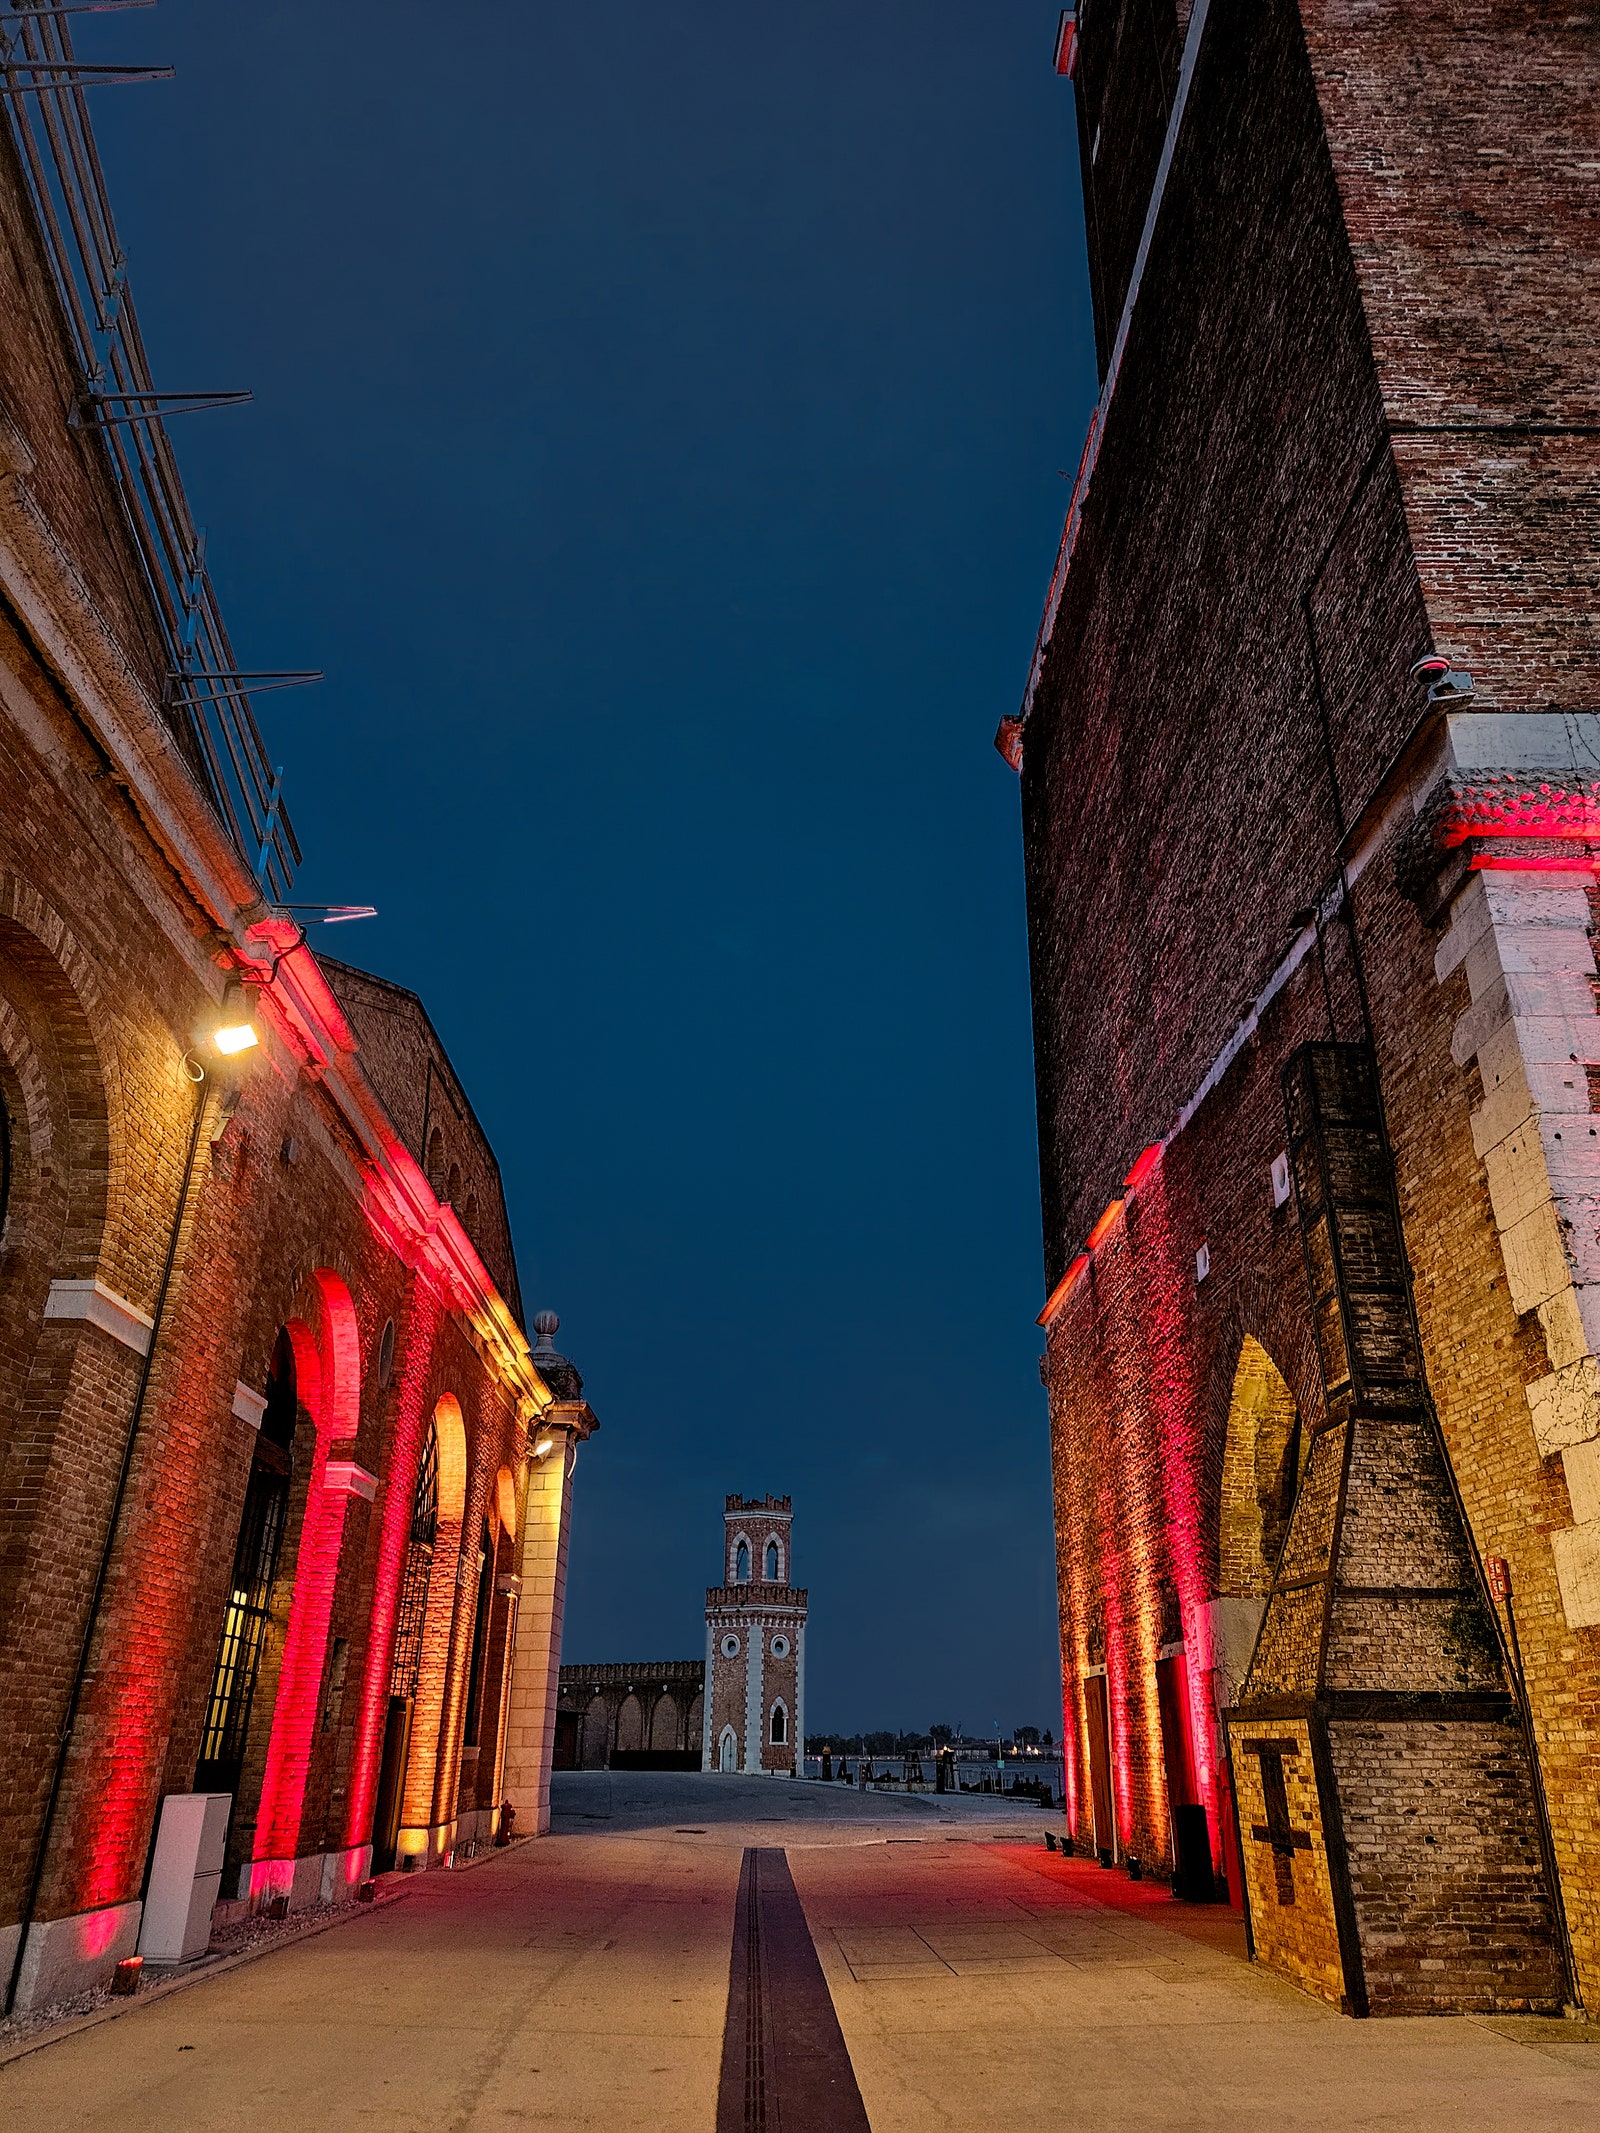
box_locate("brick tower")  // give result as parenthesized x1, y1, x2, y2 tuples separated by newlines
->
(703, 1497, 807, 1775)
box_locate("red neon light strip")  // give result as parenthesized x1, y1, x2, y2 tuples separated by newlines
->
(1123, 1144, 1162, 1193)
(1038, 1253, 1090, 1327)
(1086, 1199, 1125, 1251)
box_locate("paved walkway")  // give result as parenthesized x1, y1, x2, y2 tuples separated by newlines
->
(4, 1772, 1599, 2129)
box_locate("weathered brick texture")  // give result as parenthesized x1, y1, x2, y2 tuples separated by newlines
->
(0, 76, 590, 2007)
(1015, 0, 1597, 2012)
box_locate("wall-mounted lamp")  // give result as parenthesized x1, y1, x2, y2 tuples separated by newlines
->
(532, 1437, 555, 1460)
(212, 982, 259, 1057)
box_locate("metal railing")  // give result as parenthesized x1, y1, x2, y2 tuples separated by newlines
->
(0, 1, 301, 900)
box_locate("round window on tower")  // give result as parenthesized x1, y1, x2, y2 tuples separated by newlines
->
(770, 1635, 789, 1659)
(721, 1634, 740, 1660)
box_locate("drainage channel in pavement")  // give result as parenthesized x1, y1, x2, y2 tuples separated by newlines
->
(718, 1846, 871, 2133)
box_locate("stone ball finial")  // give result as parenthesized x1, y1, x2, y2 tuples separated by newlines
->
(533, 1310, 560, 1350)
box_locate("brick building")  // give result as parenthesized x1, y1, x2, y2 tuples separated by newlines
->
(704, 1495, 806, 1774)
(1004, 7, 1596, 2014)
(553, 1659, 705, 1770)
(0, 24, 595, 2012)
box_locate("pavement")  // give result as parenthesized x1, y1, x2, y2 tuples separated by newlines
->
(2, 1770, 1598, 2129)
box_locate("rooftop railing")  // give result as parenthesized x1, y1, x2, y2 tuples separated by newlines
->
(0, 1, 301, 900)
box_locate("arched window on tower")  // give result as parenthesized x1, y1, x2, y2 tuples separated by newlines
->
(771, 1702, 787, 1745)
(735, 1540, 750, 1584)
(764, 1539, 779, 1581)
(195, 1329, 297, 1800)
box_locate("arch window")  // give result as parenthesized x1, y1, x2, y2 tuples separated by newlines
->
(764, 1539, 780, 1581)
(389, 1421, 439, 1701)
(195, 1329, 296, 1797)
(372, 1421, 441, 1871)
(734, 1540, 750, 1584)
(770, 1702, 788, 1745)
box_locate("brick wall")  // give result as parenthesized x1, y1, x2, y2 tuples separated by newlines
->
(1017, 0, 1596, 2011)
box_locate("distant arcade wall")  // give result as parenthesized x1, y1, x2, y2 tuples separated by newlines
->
(553, 1660, 704, 1771)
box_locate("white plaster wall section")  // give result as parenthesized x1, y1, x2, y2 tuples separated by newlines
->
(744, 1622, 763, 1774)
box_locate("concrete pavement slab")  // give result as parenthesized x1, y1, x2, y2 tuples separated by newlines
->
(1, 1773, 1597, 2130)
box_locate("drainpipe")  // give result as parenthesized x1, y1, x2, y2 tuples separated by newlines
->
(4, 1057, 212, 2015)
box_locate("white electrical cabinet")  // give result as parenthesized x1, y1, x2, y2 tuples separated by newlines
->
(138, 1792, 231, 1962)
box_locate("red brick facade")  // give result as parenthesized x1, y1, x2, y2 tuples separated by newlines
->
(0, 65, 590, 2012)
(1011, 4, 1597, 2013)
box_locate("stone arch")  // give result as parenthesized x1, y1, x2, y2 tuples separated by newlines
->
(616, 1692, 644, 1753)
(394, 1390, 471, 1847)
(687, 1690, 703, 1747)
(581, 1693, 611, 1767)
(770, 1699, 788, 1746)
(0, 902, 115, 1652)
(1219, 1337, 1304, 1601)
(649, 1693, 679, 1752)
(732, 1533, 751, 1584)
(432, 1393, 468, 1524)
(252, 1272, 365, 1871)
(763, 1533, 784, 1582)
(719, 1725, 738, 1773)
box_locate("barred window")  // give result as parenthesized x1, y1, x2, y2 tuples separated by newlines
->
(389, 1423, 439, 1700)
(195, 1330, 296, 1793)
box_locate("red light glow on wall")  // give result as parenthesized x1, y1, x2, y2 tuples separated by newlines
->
(253, 1273, 360, 1866)
(342, 1282, 443, 1852)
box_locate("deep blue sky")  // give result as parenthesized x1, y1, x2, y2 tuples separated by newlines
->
(82, 1, 1096, 1734)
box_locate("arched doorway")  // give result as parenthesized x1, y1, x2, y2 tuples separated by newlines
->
(718, 1726, 738, 1773)
(371, 1417, 439, 1871)
(195, 1329, 298, 1809)
(1220, 1338, 1304, 1614)
(581, 1694, 610, 1768)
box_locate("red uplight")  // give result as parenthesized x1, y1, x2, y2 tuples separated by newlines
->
(1086, 1200, 1125, 1252)
(1038, 1254, 1090, 1327)
(1053, 11, 1078, 78)
(1124, 1144, 1162, 1194)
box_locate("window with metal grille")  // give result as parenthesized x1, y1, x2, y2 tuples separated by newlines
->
(196, 1465, 287, 1776)
(388, 1423, 439, 1700)
(196, 1332, 296, 1791)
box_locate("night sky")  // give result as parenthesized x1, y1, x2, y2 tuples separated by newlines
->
(80, 2, 1097, 1735)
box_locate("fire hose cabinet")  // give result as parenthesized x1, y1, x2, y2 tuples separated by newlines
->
(138, 1792, 232, 1962)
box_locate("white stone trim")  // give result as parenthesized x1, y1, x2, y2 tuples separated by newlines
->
(324, 1460, 378, 1502)
(795, 1623, 806, 1766)
(743, 1624, 763, 1773)
(43, 1277, 152, 1356)
(232, 1380, 267, 1429)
